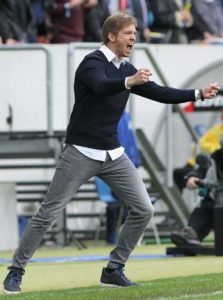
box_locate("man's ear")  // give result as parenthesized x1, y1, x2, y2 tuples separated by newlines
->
(108, 32, 116, 42)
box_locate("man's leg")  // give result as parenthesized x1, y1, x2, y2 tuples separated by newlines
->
(4, 146, 100, 293)
(106, 203, 121, 244)
(188, 201, 214, 241)
(171, 199, 214, 246)
(98, 153, 154, 286)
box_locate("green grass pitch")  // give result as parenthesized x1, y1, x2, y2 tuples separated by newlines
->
(1, 244, 223, 299)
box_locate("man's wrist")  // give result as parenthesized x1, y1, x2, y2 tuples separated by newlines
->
(195, 89, 205, 101)
(125, 77, 131, 89)
(199, 89, 205, 101)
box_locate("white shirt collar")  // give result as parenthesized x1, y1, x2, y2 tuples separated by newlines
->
(99, 45, 126, 69)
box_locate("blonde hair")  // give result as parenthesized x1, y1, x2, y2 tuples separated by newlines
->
(101, 13, 137, 44)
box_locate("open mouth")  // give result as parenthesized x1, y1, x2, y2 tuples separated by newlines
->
(127, 44, 133, 50)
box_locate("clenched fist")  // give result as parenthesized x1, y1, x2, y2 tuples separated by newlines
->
(201, 82, 220, 99)
(126, 68, 152, 88)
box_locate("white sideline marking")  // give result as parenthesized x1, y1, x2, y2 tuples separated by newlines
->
(155, 290, 223, 299)
(4, 288, 223, 299)
(55, 288, 223, 299)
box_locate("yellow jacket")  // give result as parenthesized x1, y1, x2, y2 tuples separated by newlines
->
(199, 124, 223, 154)
(187, 124, 223, 166)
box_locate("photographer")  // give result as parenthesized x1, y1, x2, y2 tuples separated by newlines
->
(171, 147, 223, 247)
(174, 110, 223, 193)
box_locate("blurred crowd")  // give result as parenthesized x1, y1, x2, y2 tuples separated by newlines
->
(0, 0, 223, 45)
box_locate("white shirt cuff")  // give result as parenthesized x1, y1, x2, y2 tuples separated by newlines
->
(195, 89, 200, 101)
(125, 77, 130, 89)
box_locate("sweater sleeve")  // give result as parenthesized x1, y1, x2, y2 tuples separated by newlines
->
(77, 58, 126, 96)
(131, 80, 195, 104)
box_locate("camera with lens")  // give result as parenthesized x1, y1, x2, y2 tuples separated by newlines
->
(198, 178, 218, 189)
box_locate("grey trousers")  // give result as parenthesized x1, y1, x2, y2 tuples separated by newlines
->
(12, 145, 154, 270)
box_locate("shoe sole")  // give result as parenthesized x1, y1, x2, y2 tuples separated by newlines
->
(171, 234, 200, 247)
(100, 282, 137, 288)
(4, 289, 21, 295)
(100, 282, 123, 288)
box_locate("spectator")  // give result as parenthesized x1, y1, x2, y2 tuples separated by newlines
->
(31, 0, 49, 43)
(84, 0, 110, 42)
(171, 147, 223, 246)
(187, 0, 223, 43)
(19, 0, 36, 42)
(45, 0, 97, 43)
(149, 0, 193, 43)
(128, 0, 153, 42)
(0, 0, 35, 44)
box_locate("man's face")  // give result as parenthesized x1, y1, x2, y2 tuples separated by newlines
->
(108, 24, 136, 58)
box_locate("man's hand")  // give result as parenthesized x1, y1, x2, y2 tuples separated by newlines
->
(186, 177, 200, 190)
(6, 38, 21, 45)
(201, 82, 220, 99)
(180, 9, 193, 24)
(83, 0, 97, 8)
(127, 68, 152, 88)
(69, 0, 83, 8)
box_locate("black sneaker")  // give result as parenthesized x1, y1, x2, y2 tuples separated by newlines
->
(100, 267, 138, 287)
(171, 226, 201, 247)
(3, 267, 25, 295)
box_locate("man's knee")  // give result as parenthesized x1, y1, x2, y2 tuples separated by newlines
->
(134, 201, 154, 221)
(31, 210, 57, 229)
(145, 203, 154, 220)
(30, 216, 52, 230)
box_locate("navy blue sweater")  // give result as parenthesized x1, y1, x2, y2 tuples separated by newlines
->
(65, 50, 195, 150)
